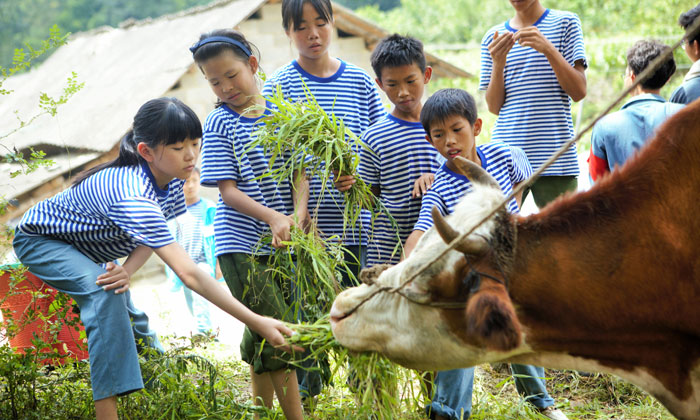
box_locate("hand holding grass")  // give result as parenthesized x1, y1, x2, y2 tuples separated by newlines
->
(251, 315, 304, 353)
(266, 211, 295, 248)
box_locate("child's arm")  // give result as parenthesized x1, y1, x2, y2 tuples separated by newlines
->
(403, 230, 425, 259)
(218, 179, 294, 248)
(514, 27, 587, 102)
(155, 242, 300, 352)
(292, 169, 311, 232)
(95, 246, 153, 294)
(485, 30, 516, 115)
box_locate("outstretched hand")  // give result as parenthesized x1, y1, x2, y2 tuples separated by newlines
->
(253, 316, 304, 353)
(96, 262, 130, 294)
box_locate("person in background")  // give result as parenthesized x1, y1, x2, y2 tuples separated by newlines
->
(670, 4, 700, 104)
(589, 40, 683, 181)
(263, 0, 386, 401)
(350, 33, 441, 267)
(480, 0, 587, 208)
(404, 89, 568, 420)
(165, 168, 219, 337)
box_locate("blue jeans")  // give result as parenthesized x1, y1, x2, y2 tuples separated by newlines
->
(427, 368, 475, 420)
(13, 231, 163, 401)
(428, 364, 554, 418)
(510, 364, 555, 409)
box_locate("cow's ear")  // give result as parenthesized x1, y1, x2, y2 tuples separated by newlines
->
(359, 264, 392, 286)
(465, 282, 521, 351)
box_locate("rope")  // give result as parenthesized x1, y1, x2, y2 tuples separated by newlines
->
(341, 17, 700, 316)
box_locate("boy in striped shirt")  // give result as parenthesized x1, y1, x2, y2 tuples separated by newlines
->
(352, 34, 441, 267)
(404, 89, 568, 420)
(480, 0, 587, 209)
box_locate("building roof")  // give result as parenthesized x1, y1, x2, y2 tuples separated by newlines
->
(0, 0, 471, 220)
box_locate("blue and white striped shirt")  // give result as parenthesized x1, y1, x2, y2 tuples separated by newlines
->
(358, 114, 441, 266)
(414, 143, 532, 232)
(479, 9, 587, 176)
(200, 104, 294, 256)
(262, 59, 386, 244)
(17, 163, 186, 263)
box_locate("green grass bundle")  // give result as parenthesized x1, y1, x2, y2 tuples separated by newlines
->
(252, 225, 353, 321)
(285, 318, 425, 419)
(248, 83, 387, 239)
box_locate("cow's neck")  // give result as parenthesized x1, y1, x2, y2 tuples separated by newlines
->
(507, 134, 700, 402)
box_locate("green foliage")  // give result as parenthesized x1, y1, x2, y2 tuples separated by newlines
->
(355, 0, 697, 44)
(0, 0, 214, 69)
(335, 0, 400, 11)
(249, 84, 388, 238)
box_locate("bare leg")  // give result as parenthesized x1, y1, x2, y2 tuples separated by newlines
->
(95, 396, 118, 420)
(250, 366, 275, 419)
(270, 368, 304, 420)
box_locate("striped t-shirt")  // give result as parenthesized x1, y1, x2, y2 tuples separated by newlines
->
(200, 103, 294, 256)
(262, 59, 386, 244)
(358, 114, 441, 266)
(479, 9, 587, 176)
(17, 163, 186, 263)
(414, 143, 532, 232)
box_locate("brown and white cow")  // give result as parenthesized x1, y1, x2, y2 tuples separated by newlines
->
(330, 100, 700, 419)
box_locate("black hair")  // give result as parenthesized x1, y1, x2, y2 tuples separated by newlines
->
(370, 34, 427, 81)
(73, 97, 202, 186)
(626, 40, 676, 90)
(421, 89, 478, 137)
(679, 4, 700, 44)
(282, 0, 333, 31)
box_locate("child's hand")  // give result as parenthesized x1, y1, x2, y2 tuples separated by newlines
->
(269, 212, 294, 248)
(96, 262, 130, 294)
(251, 315, 304, 353)
(489, 30, 515, 69)
(412, 173, 435, 198)
(332, 170, 356, 192)
(513, 27, 554, 55)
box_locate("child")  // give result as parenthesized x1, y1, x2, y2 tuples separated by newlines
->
(190, 29, 304, 419)
(480, 0, 587, 209)
(590, 40, 682, 181)
(404, 89, 568, 420)
(165, 168, 218, 336)
(263, 0, 386, 399)
(12, 97, 296, 420)
(670, 4, 700, 104)
(354, 34, 441, 266)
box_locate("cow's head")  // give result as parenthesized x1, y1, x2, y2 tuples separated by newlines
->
(330, 157, 524, 370)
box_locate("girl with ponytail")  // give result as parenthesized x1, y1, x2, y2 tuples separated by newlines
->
(13, 97, 298, 420)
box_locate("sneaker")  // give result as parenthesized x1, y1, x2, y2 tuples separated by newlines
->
(538, 407, 570, 420)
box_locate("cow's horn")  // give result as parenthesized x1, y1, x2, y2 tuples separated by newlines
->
(432, 207, 488, 255)
(453, 156, 500, 190)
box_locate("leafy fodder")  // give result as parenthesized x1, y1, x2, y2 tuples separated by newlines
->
(285, 318, 427, 420)
(248, 82, 399, 246)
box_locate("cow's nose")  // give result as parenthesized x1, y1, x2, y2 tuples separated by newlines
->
(329, 303, 346, 324)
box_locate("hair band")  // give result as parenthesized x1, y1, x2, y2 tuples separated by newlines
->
(189, 36, 252, 57)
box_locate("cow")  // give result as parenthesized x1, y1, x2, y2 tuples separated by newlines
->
(329, 99, 700, 420)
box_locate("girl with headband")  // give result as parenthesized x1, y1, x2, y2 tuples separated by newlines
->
(190, 29, 305, 419)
